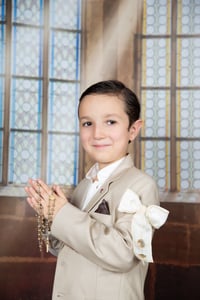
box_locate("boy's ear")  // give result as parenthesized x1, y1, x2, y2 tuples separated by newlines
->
(129, 119, 143, 141)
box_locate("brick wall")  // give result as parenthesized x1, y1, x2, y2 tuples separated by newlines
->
(145, 201, 200, 300)
(0, 197, 56, 300)
(1, 197, 200, 299)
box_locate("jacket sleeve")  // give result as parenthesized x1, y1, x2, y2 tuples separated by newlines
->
(51, 178, 159, 272)
(48, 235, 64, 257)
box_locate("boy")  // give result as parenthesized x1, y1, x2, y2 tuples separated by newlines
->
(25, 80, 169, 300)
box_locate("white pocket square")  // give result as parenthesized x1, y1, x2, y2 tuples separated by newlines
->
(118, 189, 169, 263)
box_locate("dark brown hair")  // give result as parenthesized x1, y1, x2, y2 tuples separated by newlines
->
(79, 80, 140, 128)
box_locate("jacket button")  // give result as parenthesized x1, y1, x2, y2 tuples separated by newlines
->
(137, 239, 145, 248)
(56, 293, 63, 298)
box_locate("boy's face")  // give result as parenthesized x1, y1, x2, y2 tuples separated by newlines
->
(79, 94, 142, 169)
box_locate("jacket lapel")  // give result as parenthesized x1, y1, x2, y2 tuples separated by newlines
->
(71, 178, 91, 209)
(84, 154, 134, 212)
(84, 180, 111, 212)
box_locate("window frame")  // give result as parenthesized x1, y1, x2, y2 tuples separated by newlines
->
(1, 0, 83, 195)
(134, 0, 200, 198)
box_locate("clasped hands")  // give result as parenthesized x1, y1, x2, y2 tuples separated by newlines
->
(25, 179, 68, 220)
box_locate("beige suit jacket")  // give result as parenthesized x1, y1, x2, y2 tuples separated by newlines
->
(50, 154, 159, 300)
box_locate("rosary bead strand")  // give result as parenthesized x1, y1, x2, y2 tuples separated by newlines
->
(36, 182, 44, 252)
(45, 193, 56, 252)
(36, 182, 56, 253)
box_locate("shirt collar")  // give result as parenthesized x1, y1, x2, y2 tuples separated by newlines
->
(86, 156, 126, 183)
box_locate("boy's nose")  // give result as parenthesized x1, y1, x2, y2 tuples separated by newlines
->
(93, 125, 105, 139)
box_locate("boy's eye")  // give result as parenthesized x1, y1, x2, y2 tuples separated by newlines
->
(82, 121, 92, 127)
(107, 120, 116, 125)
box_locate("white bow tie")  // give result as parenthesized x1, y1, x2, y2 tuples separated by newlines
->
(118, 189, 169, 263)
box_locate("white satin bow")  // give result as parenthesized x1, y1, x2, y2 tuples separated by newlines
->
(118, 189, 169, 263)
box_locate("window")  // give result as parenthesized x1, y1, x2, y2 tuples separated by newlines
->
(136, 0, 200, 193)
(0, 0, 82, 188)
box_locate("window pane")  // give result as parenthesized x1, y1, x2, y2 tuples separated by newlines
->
(48, 81, 79, 185)
(177, 0, 200, 34)
(47, 133, 78, 185)
(12, 0, 43, 25)
(177, 38, 200, 86)
(0, 13, 5, 182)
(142, 38, 171, 87)
(9, 132, 41, 184)
(0, 22, 5, 128)
(48, 82, 78, 132)
(10, 79, 42, 130)
(12, 26, 43, 77)
(177, 90, 200, 138)
(177, 141, 200, 191)
(0, 77, 4, 128)
(49, 31, 81, 80)
(0, 24, 5, 74)
(141, 140, 170, 191)
(141, 90, 170, 138)
(50, 0, 81, 30)
(0, 0, 6, 21)
(143, 0, 171, 34)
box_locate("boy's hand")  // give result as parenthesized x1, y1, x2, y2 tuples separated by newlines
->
(25, 179, 68, 219)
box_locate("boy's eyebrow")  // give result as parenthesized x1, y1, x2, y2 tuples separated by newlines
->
(79, 115, 91, 120)
(80, 113, 121, 120)
(104, 113, 121, 118)
(103, 113, 123, 120)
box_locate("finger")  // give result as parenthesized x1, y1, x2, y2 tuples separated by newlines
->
(26, 181, 49, 205)
(27, 179, 45, 197)
(28, 179, 38, 190)
(25, 187, 48, 216)
(27, 195, 48, 218)
(37, 179, 52, 195)
(25, 186, 40, 201)
(24, 186, 31, 197)
(24, 186, 35, 198)
(53, 185, 66, 199)
(40, 188, 54, 203)
(27, 197, 39, 212)
(25, 180, 37, 195)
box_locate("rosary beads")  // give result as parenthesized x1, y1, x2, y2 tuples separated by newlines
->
(36, 182, 56, 253)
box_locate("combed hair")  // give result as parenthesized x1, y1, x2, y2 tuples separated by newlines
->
(79, 80, 140, 126)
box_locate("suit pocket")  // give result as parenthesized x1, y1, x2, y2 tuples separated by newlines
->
(95, 199, 110, 215)
(90, 211, 113, 227)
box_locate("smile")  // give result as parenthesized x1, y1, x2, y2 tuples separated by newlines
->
(93, 144, 111, 148)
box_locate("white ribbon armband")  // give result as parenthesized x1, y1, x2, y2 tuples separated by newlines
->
(118, 189, 169, 263)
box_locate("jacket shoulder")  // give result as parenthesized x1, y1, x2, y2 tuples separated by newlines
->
(113, 166, 159, 206)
